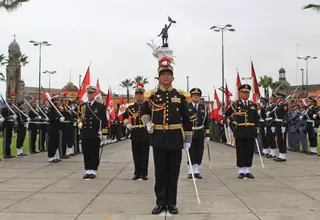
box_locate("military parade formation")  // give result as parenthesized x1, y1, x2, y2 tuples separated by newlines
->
(1, 16, 320, 216)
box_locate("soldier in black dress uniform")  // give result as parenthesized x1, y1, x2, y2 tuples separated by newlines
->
(123, 82, 150, 180)
(225, 84, 259, 179)
(305, 97, 319, 155)
(264, 94, 277, 158)
(1, 97, 16, 159)
(28, 101, 41, 154)
(187, 88, 210, 179)
(141, 56, 193, 215)
(78, 85, 108, 179)
(273, 93, 288, 162)
(15, 101, 29, 156)
(255, 97, 267, 154)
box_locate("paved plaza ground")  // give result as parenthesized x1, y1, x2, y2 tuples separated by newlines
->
(0, 140, 320, 219)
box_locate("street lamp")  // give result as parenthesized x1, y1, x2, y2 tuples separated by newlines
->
(210, 24, 235, 108)
(29, 40, 51, 104)
(43, 70, 56, 92)
(300, 68, 304, 85)
(297, 56, 317, 95)
(186, 76, 189, 91)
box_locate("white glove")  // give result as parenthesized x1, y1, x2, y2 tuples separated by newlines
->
(258, 110, 261, 115)
(37, 116, 42, 120)
(314, 128, 318, 133)
(184, 143, 191, 151)
(281, 127, 286, 133)
(204, 137, 210, 143)
(271, 127, 276, 133)
(78, 122, 83, 129)
(126, 123, 133, 131)
(98, 131, 102, 139)
(146, 122, 154, 134)
(264, 127, 267, 134)
(13, 115, 17, 119)
(24, 122, 29, 128)
(45, 118, 49, 121)
(266, 111, 270, 117)
(27, 117, 31, 122)
(313, 114, 317, 119)
(60, 117, 65, 122)
(0, 117, 4, 123)
(299, 116, 303, 120)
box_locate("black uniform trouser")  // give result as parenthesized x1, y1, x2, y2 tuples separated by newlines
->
(153, 148, 182, 206)
(235, 138, 255, 168)
(67, 125, 75, 149)
(48, 127, 59, 158)
(39, 125, 47, 151)
(275, 123, 287, 154)
(307, 122, 317, 147)
(16, 125, 26, 149)
(82, 137, 100, 170)
(265, 126, 276, 149)
(29, 127, 37, 152)
(2, 125, 13, 156)
(189, 138, 204, 165)
(131, 140, 150, 177)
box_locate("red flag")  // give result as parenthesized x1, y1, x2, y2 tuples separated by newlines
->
(213, 89, 222, 123)
(251, 61, 260, 103)
(219, 83, 232, 112)
(106, 87, 116, 121)
(41, 92, 52, 103)
(95, 79, 103, 103)
(208, 93, 214, 120)
(118, 96, 126, 122)
(234, 70, 241, 100)
(78, 67, 91, 103)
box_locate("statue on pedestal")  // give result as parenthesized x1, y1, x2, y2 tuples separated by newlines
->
(157, 16, 176, 47)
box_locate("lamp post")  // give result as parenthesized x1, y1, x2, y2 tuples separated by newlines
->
(210, 24, 235, 108)
(43, 70, 56, 92)
(79, 74, 82, 89)
(186, 76, 189, 91)
(300, 68, 304, 85)
(29, 40, 51, 104)
(297, 56, 317, 95)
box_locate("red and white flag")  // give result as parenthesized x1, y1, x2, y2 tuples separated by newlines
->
(78, 67, 90, 103)
(41, 92, 52, 103)
(234, 70, 241, 101)
(95, 79, 103, 103)
(208, 93, 214, 120)
(106, 87, 116, 121)
(118, 96, 126, 122)
(251, 61, 260, 103)
(213, 89, 222, 123)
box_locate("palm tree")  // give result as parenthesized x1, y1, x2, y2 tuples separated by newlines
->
(303, 4, 320, 11)
(0, 54, 5, 82)
(258, 75, 273, 98)
(119, 79, 133, 102)
(0, 0, 30, 12)
(132, 75, 149, 88)
(6, 51, 28, 102)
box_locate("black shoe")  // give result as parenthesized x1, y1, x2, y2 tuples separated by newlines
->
(238, 173, 245, 179)
(4, 155, 15, 159)
(151, 205, 166, 215)
(30, 151, 39, 154)
(273, 157, 286, 162)
(142, 176, 148, 180)
(49, 159, 58, 163)
(266, 154, 273, 158)
(167, 205, 178, 214)
(17, 153, 28, 156)
(188, 174, 192, 179)
(83, 174, 91, 179)
(89, 174, 96, 179)
(245, 173, 255, 179)
(194, 173, 202, 179)
(132, 175, 140, 180)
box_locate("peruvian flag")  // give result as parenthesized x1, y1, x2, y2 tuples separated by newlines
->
(78, 66, 90, 103)
(41, 92, 52, 103)
(118, 96, 126, 122)
(106, 87, 116, 121)
(234, 70, 241, 101)
(208, 93, 214, 120)
(213, 89, 222, 123)
(251, 61, 260, 103)
(219, 82, 232, 112)
(95, 79, 102, 103)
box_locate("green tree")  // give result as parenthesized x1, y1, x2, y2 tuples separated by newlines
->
(0, 54, 5, 81)
(258, 75, 273, 98)
(132, 75, 149, 88)
(0, 0, 30, 12)
(119, 79, 133, 103)
(303, 4, 320, 12)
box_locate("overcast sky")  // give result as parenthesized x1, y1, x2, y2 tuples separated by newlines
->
(1, 0, 320, 100)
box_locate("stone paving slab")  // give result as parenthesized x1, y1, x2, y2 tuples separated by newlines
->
(0, 139, 319, 219)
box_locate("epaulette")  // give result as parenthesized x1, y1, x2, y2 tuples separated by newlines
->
(177, 89, 190, 98)
(144, 89, 157, 99)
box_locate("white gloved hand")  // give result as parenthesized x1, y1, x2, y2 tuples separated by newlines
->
(266, 111, 270, 117)
(146, 122, 154, 134)
(13, 115, 17, 119)
(314, 128, 318, 133)
(299, 115, 303, 120)
(204, 137, 210, 143)
(0, 117, 4, 123)
(281, 127, 286, 133)
(24, 122, 29, 128)
(78, 122, 83, 129)
(271, 127, 276, 133)
(37, 116, 42, 120)
(264, 127, 267, 134)
(45, 118, 49, 121)
(184, 143, 191, 151)
(126, 123, 133, 131)
(313, 114, 317, 119)
(27, 117, 31, 122)
(60, 117, 65, 122)
(258, 109, 261, 115)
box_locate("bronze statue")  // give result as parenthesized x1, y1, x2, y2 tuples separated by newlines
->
(158, 16, 176, 47)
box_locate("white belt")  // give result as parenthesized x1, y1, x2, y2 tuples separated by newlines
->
(266, 117, 273, 121)
(307, 120, 314, 123)
(259, 119, 265, 122)
(192, 125, 204, 130)
(275, 119, 283, 122)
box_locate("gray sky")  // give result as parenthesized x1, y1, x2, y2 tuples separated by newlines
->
(1, 0, 319, 100)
